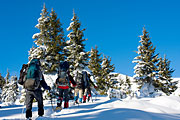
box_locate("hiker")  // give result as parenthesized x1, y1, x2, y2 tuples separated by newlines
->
(55, 61, 76, 110)
(73, 70, 85, 104)
(18, 58, 51, 120)
(82, 72, 97, 103)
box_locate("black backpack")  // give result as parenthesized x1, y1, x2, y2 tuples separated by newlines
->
(82, 71, 90, 88)
(56, 61, 69, 86)
(18, 64, 28, 85)
(24, 58, 41, 90)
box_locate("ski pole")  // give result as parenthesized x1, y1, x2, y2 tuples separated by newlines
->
(21, 98, 26, 120)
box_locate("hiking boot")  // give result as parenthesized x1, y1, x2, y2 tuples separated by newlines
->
(88, 96, 91, 102)
(26, 117, 32, 120)
(64, 102, 69, 108)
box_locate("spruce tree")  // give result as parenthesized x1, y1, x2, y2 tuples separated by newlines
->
(133, 27, 159, 97)
(5, 69, 10, 84)
(117, 76, 132, 98)
(124, 76, 132, 95)
(65, 10, 89, 72)
(0, 73, 5, 90)
(43, 8, 65, 73)
(156, 55, 177, 95)
(29, 4, 50, 65)
(30, 5, 65, 74)
(1, 76, 19, 104)
(88, 46, 102, 80)
(99, 55, 115, 94)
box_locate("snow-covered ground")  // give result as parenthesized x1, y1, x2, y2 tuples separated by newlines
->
(1, 95, 180, 120)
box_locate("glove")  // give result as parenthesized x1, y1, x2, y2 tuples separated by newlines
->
(47, 86, 51, 91)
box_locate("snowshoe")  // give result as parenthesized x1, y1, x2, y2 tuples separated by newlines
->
(55, 106, 62, 112)
(73, 101, 79, 105)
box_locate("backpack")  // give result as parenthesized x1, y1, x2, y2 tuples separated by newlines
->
(82, 71, 90, 88)
(18, 64, 28, 85)
(56, 61, 69, 86)
(24, 58, 41, 90)
(75, 71, 84, 88)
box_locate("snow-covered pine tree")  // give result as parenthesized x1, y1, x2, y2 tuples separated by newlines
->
(29, 4, 49, 63)
(88, 46, 102, 81)
(133, 27, 159, 97)
(0, 73, 5, 102)
(65, 10, 89, 72)
(19, 88, 26, 103)
(122, 75, 132, 95)
(5, 69, 10, 84)
(119, 76, 132, 98)
(0, 73, 5, 90)
(30, 5, 65, 74)
(43, 8, 65, 73)
(1, 76, 19, 104)
(156, 55, 177, 95)
(99, 55, 115, 94)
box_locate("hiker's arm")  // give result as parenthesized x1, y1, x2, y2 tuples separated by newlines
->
(68, 74, 76, 86)
(18, 78, 24, 85)
(40, 73, 50, 90)
(89, 77, 97, 88)
(18, 64, 27, 85)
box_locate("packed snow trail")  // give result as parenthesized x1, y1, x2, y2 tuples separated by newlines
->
(1, 96, 180, 120)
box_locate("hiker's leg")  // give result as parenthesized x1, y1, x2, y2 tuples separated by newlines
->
(79, 89, 83, 103)
(57, 88, 63, 107)
(64, 89, 69, 108)
(34, 90, 44, 116)
(25, 91, 34, 118)
(74, 88, 79, 102)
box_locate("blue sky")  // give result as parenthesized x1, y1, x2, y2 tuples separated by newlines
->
(0, 0, 180, 78)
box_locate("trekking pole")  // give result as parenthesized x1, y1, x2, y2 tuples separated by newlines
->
(95, 92, 97, 101)
(49, 91, 54, 112)
(49, 89, 57, 112)
(91, 95, 93, 103)
(21, 96, 26, 120)
(21, 102, 25, 120)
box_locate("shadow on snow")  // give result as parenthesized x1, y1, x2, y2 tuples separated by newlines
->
(1, 98, 180, 120)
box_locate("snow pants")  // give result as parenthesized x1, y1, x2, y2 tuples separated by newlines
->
(74, 88, 83, 102)
(57, 88, 69, 107)
(25, 90, 44, 118)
